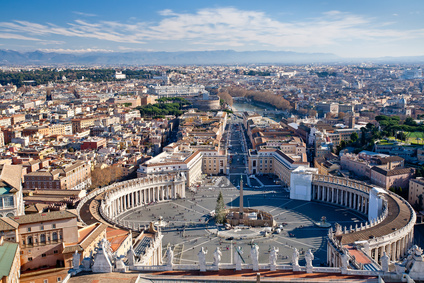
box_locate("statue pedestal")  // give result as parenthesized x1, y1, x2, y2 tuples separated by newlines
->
(306, 265, 313, 273)
(165, 264, 173, 271)
(270, 264, 276, 271)
(292, 264, 300, 272)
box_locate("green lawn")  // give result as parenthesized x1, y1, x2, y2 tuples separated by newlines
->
(406, 132, 424, 144)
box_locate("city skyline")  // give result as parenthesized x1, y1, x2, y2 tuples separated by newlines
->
(0, 0, 423, 58)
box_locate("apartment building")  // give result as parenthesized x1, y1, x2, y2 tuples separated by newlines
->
(201, 149, 227, 175)
(409, 178, 424, 207)
(370, 166, 415, 190)
(248, 148, 309, 186)
(24, 161, 91, 191)
(71, 117, 96, 133)
(81, 138, 107, 150)
(0, 211, 78, 271)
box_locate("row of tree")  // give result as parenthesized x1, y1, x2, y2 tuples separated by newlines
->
(90, 165, 124, 190)
(0, 68, 158, 87)
(217, 87, 291, 110)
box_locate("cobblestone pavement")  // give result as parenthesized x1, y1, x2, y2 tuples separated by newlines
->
(120, 184, 367, 267)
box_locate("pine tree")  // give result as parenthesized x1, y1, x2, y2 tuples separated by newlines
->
(215, 191, 225, 224)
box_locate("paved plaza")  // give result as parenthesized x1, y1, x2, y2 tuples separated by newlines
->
(120, 183, 367, 267)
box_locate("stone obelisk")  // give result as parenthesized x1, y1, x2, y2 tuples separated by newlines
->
(239, 176, 244, 222)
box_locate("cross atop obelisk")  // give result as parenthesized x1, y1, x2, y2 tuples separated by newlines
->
(239, 175, 244, 219)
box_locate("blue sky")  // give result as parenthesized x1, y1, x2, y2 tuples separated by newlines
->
(0, 0, 423, 58)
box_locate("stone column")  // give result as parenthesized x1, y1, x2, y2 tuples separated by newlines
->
(391, 242, 396, 261)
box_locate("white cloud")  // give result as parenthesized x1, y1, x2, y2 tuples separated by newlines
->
(0, 7, 423, 52)
(73, 11, 97, 17)
(39, 48, 114, 53)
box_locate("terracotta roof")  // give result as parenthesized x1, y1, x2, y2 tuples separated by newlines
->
(8, 210, 77, 225)
(0, 218, 19, 231)
(0, 164, 22, 191)
(371, 166, 415, 176)
(106, 227, 130, 252)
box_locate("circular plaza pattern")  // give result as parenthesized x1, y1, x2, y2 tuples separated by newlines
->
(118, 181, 368, 266)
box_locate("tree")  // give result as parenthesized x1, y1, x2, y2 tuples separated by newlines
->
(215, 191, 225, 224)
(350, 132, 359, 143)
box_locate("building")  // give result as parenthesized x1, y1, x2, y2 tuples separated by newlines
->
(248, 148, 309, 186)
(147, 85, 207, 98)
(0, 236, 20, 283)
(316, 102, 339, 117)
(0, 210, 78, 271)
(0, 164, 24, 217)
(71, 117, 96, 134)
(115, 71, 126, 79)
(138, 145, 202, 186)
(409, 178, 424, 208)
(81, 138, 107, 150)
(24, 161, 91, 191)
(370, 166, 415, 190)
(106, 226, 132, 259)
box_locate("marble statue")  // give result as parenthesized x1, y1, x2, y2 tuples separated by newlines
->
(269, 246, 279, 271)
(72, 250, 80, 270)
(292, 248, 300, 267)
(213, 247, 222, 266)
(127, 246, 136, 266)
(381, 252, 389, 272)
(305, 249, 314, 273)
(166, 246, 174, 267)
(251, 244, 259, 271)
(115, 258, 126, 272)
(92, 239, 113, 273)
(198, 247, 207, 272)
(234, 246, 243, 271)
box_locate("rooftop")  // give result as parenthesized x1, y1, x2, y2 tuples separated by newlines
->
(339, 194, 412, 244)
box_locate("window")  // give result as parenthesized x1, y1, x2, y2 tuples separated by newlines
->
(28, 257, 33, 261)
(57, 278, 62, 282)
(3, 196, 13, 207)
(41, 226, 44, 231)
(40, 234, 46, 243)
(54, 250, 58, 254)
(42, 253, 46, 257)
(43, 280, 48, 283)
(27, 236, 33, 245)
(27, 228, 31, 232)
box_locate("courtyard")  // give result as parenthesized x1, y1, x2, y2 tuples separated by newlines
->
(119, 184, 367, 267)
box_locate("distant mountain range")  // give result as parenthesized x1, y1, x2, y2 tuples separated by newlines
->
(0, 49, 423, 65)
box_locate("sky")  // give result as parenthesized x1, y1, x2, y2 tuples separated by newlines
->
(0, 0, 423, 58)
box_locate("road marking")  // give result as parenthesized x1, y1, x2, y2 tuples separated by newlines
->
(186, 200, 210, 213)
(173, 202, 205, 216)
(273, 202, 310, 217)
(269, 200, 293, 213)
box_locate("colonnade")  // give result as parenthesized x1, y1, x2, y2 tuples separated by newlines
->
(102, 174, 186, 220)
(371, 231, 414, 263)
(312, 184, 369, 215)
(317, 174, 416, 269)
